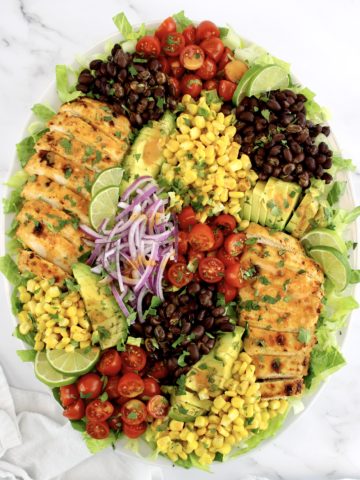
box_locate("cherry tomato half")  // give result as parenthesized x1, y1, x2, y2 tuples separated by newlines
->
(199, 257, 225, 283)
(203, 80, 218, 91)
(188, 248, 205, 264)
(118, 372, 144, 398)
(60, 384, 79, 407)
(121, 399, 147, 425)
(168, 76, 181, 97)
(162, 32, 185, 57)
(108, 406, 122, 430)
(136, 36, 161, 57)
(210, 227, 224, 250)
(178, 231, 189, 255)
(168, 57, 185, 78)
(158, 55, 170, 74)
(167, 262, 193, 288)
(142, 377, 161, 399)
(218, 280, 238, 302)
(105, 376, 120, 399)
(218, 79, 237, 101)
(155, 17, 177, 41)
(178, 206, 197, 230)
(224, 232, 246, 257)
(148, 361, 169, 380)
(217, 247, 240, 267)
(86, 420, 110, 439)
(63, 398, 85, 420)
(120, 345, 147, 373)
(77, 373, 102, 400)
(180, 74, 202, 98)
(183, 25, 196, 45)
(225, 263, 247, 289)
(188, 223, 215, 252)
(115, 395, 130, 406)
(218, 47, 234, 71)
(147, 395, 169, 419)
(196, 20, 220, 43)
(86, 399, 114, 422)
(212, 214, 237, 235)
(180, 45, 205, 70)
(98, 349, 122, 376)
(196, 56, 217, 80)
(200, 37, 225, 63)
(123, 421, 147, 439)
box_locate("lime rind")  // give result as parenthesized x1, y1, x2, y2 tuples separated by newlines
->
(301, 228, 347, 254)
(46, 347, 100, 375)
(89, 185, 119, 230)
(247, 64, 289, 97)
(91, 166, 124, 198)
(35, 351, 77, 387)
(309, 245, 351, 291)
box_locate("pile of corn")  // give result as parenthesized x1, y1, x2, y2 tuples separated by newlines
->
(152, 352, 288, 466)
(17, 277, 91, 351)
(160, 93, 257, 225)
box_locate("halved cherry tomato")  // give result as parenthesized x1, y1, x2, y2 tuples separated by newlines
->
(178, 231, 189, 255)
(199, 257, 225, 283)
(178, 206, 197, 230)
(60, 384, 79, 407)
(180, 45, 205, 70)
(141, 377, 161, 399)
(188, 223, 215, 251)
(63, 398, 85, 420)
(118, 372, 144, 398)
(218, 79, 237, 101)
(155, 17, 177, 41)
(123, 421, 147, 439)
(188, 248, 205, 263)
(148, 361, 169, 380)
(86, 399, 114, 422)
(120, 345, 147, 373)
(167, 263, 193, 288)
(167, 254, 186, 271)
(180, 74, 202, 98)
(86, 421, 110, 439)
(147, 395, 169, 419)
(212, 214, 237, 234)
(105, 376, 120, 399)
(162, 32, 185, 57)
(218, 280, 238, 302)
(115, 395, 130, 406)
(218, 47, 234, 71)
(224, 59, 248, 83)
(183, 25, 196, 45)
(136, 36, 161, 57)
(168, 57, 185, 78)
(200, 37, 224, 63)
(217, 247, 239, 267)
(158, 55, 170, 74)
(203, 80, 218, 90)
(168, 76, 181, 97)
(224, 232, 246, 257)
(196, 20, 220, 42)
(98, 349, 122, 376)
(210, 227, 224, 250)
(225, 263, 247, 289)
(196, 56, 217, 80)
(121, 399, 147, 425)
(108, 406, 122, 430)
(77, 373, 102, 400)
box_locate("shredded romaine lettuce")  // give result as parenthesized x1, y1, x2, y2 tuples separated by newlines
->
(0, 255, 22, 285)
(13, 325, 35, 347)
(56, 65, 83, 103)
(83, 430, 117, 454)
(31, 103, 56, 122)
(16, 349, 36, 362)
(220, 25, 243, 50)
(172, 11, 193, 31)
(331, 154, 355, 172)
(330, 206, 360, 234)
(327, 181, 347, 206)
(6, 170, 29, 189)
(291, 86, 330, 123)
(234, 43, 290, 73)
(16, 136, 36, 168)
(112, 12, 146, 40)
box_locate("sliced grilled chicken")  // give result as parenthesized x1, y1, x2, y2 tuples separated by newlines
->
(252, 354, 310, 379)
(258, 378, 304, 399)
(245, 223, 305, 255)
(60, 98, 130, 144)
(25, 151, 94, 200)
(18, 250, 69, 284)
(21, 175, 89, 225)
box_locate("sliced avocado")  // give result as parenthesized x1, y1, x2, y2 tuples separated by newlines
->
(250, 181, 266, 224)
(285, 192, 319, 238)
(169, 402, 205, 422)
(263, 178, 301, 230)
(72, 263, 127, 349)
(313, 200, 333, 229)
(242, 188, 253, 222)
(171, 391, 211, 411)
(214, 326, 244, 364)
(120, 111, 175, 193)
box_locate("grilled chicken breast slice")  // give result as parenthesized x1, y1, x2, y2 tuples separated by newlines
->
(60, 98, 130, 144)
(252, 354, 310, 379)
(18, 250, 69, 284)
(246, 223, 305, 255)
(21, 175, 89, 225)
(25, 151, 94, 200)
(258, 378, 304, 399)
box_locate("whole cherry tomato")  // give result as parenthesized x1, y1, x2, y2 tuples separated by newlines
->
(200, 37, 225, 63)
(118, 372, 144, 398)
(196, 20, 220, 43)
(198, 257, 225, 283)
(180, 45, 205, 70)
(203, 79, 218, 90)
(86, 399, 114, 422)
(218, 47, 234, 71)
(136, 36, 161, 57)
(196, 56, 217, 80)
(155, 17, 177, 41)
(158, 55, 170, 74)
(167, 263, 193, 288)
(98, 349, 122, 376)
(188, 223, 215, 251)
(162, 32, 185, 57)
(183, 25, 196, 45)
(63, 398, 85, 420)
(77, 373, 102, 400)
(168, 76, 181, 97)
(218, 280, 238, 302)
(60, 384, 79, 407)
(178, 231, 189, 255)
(224, 232, 246, 257)
(212, 214, 237, 234)
(86, 421, 110, 439)
(168, 57, 185, 78)
(177, 206, 197, 230)
(180, 74, 202, 98)
(218, 79, 237, 101)
(225, 263, 247, 289)
(123, 421, 147, 439)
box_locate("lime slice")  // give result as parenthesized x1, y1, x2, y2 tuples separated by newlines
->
(301, 228, 347, 254)
(91, 167, 124, 198)
(232, 65, 264, 105)
(89, 185, 119, 231)
(46, 347, 100, 375)
(247, 64, 289, 97)
(35, 351, 77, 387)
(309, 246, 351, 291)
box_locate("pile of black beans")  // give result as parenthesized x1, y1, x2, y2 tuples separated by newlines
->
(76, 44, 177, 127)
(129, 281, 235, 380)
(224, 89, 333, 188)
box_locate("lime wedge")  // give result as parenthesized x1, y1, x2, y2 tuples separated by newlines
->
(301, 228, 347, 254)
(91, 167, 124, 198)
(309, 246, 351, 291)
(89, 185, 119, 231)
(35, 351, 77, 387)
(46, 347, 100, 375)
(232, 65, 264, 105)
(247, 64, 289, 97)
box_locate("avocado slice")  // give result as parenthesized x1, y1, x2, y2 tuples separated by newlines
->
(169, 402, 205, 422)
(313, 200, 333, 229)
(120, 111, 175, 193)
(285, 192, 319, 238)
(250, 181, 266, 224)
(72, 263, 127, 349)
(214, 327, 244, 364)
(263, 178, 301, 230)
(242, 188, 253, 222)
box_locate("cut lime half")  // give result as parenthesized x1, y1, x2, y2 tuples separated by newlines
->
(247, 64, 289, 97)
(91, 167, 124, 198)
(35, 351, 77, 388)
(301, 228, 347, 254)
(89, 185, 119, 231)
(309, 245, 351, 291)
(46, 347, 100, 375)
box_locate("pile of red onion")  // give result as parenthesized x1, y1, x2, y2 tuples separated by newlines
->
(80, 176, 176, 321)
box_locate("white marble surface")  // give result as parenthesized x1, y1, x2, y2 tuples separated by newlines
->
(1, 0, 360, 478)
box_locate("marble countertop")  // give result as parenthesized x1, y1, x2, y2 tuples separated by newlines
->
(1, 0, 360, 478)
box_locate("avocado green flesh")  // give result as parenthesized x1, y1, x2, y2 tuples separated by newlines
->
(250, 181, 266, 224)
(242, 189, 253, 222)
(285, 192, 319, 238)
(72, 263, 127, 349)
(261, 178, 301, 230)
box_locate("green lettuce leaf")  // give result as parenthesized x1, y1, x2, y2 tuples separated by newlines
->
(327, 181, 346, 206)
(331, 154, 355, 172)
(16, 136, 36, 168)
(305, 345, 345, 389)
(172, 11, 193, 31)
(234, 43, 290, 73)
(112, 12, 146, 40)
(82, 430, 117, 454)
(350, 269, 360, 284)
(3, 170, 28, 215)
(0, 255, 22, 285)
(13, 325, 35, 348)
(6, 170, 29, 188)
(56, 65, 83, 103)
(16, 349, 36, 362)
(220, 25, 243, 50)
(330, 206, 360, 234)
(291, 86, 330, 123)
(31, 103, 56, 122)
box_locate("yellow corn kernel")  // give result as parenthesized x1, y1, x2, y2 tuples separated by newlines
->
(198, 452, 214, 466)
(245, 405, 254, 418)
(208, 164, 218, 173)
(44, 334, 58, 349)
(47, 286, 60, 298)
(220, 414, 232, 427)
(189, 126, 201, 140)
(270, 399, 281, 410)
(53, 326, 67, 336)
(157, 435, 172, 452)
(186, 103, 198, 116)
(228, 407, 239, 422)
(217, 425, 230, 438)
(183, 171, 197, 185)
(246, 383, 260, 397)
(224, 114, 235, 127)
(169, 420, 184, 432)
(196, 427, 207, 436)
(194, 416, 209, 428)
(34, 303, 45, 316)
(194, 116, 206, 129)
(43, 303, 58, 315)
(66, 305, 77, 318)
(224, 177, 237, 190)
(213, 396, 227, 410)
(19, 291, 32, 303)
(230, 396, 243, 409)
(279, 400, 288, 415)
(19, 322, 32, 335)
(18, 311, 29, 323)
(212, 435, 224, 449)
(240, 154, 251, 169)
(180, 140, 194, 151)
(227, 160, 243, 173)
(34, 340, 45, 351)
(184, 440, 198, 453)
(228, 143, 240, 161)
(61, 298, 73, 309)
(57, 317, 69, 327)
(26, 279, 37, 293)
(45, 320, 56, 329)
(208, 415, 220, 425)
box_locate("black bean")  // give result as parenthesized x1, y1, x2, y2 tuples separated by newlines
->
(219, 323, 235, 332)
(282, 163, 295, 175)
(145, 338, 155, 352)
(144, 325, 153, 337)
(298, 172, 310, 188)
(188, 282, 201, 295)
(165, 303, 176, 317)
(197, 309, 207, 322)
(114, 49, 128, 68)
(155, 71, 167, 84)
(154, 325, 166, 341)
(280, 113, 293, 126)
(199, 343, 210, 355)
(263, 164, 273, 176)
(267, 99, 282, 111)
(272, 166, 282, 177)
(201, 316, 214, 329)
(188, 343, 200, 363)
(322, 126, 331, 137)
(238, 111, 255, 123)
(78, 72, 94, 85)
(117, 68, 128, 82)
(181, 321, 192, 334)
(322, 157, 332, 169)
(315, 165, 324, 178)
(130, 322, 144, 336)
(191, 325, 205, 340)
(283, 148, 293, 163)
(179, 294, 190, 305)
(149, 59, 161, 71)
(89, 59, 102, 70)
(316, 154, 327, 165)
(199, 293, 212, 307)
(211, 306, 225, 317)
(321, 172, 333, 184)
(113, 83, 124, 98)
(268, 157, 280, 167)
(318, 142, 329, 154)
(293, 152, 305, 163)
(149, 315, 161, 326)
(76, 83, 89, 93)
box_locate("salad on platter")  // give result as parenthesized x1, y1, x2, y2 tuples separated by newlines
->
(1, 10, 360, 469)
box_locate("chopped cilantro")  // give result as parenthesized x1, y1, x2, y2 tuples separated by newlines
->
(259, 275, 270, 285)
(298, 328, 311, 344)
(59, 138, 72, 154)
(177, 351, 190, 367)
